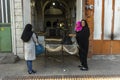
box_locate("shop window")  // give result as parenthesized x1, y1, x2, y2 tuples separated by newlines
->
(0, 0, 11, 23)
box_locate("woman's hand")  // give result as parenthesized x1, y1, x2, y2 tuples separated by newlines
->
(69, 34, 76, 37)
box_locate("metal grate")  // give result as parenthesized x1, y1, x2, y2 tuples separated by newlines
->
(3, 75, 120, 80)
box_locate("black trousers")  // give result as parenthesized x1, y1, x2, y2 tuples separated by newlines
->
(76, 37, 89, 68)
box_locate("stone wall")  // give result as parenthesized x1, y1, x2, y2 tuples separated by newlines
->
(12, 0, 24, 58)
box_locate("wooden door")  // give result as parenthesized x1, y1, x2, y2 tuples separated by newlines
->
(85, 0, 120, 55)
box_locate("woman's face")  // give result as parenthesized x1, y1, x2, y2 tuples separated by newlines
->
(81, 21, 85, 27)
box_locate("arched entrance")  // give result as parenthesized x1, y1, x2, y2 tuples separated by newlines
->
(33, 0, 77, 37)
(43, 0, 71, 38)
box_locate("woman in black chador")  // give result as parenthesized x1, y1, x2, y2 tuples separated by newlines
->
(75, 19, 90, 71)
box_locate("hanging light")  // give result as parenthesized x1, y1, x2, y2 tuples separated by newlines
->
(52, 2, 55, 5)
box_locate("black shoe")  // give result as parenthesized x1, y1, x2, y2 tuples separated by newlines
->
(28, 70, 36, 74)
(28, 71, 32, 74)
(80, 67, 88, 71)
(32, 70, 36, 73)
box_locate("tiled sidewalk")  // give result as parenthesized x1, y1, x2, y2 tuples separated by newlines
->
(1, 55, 120, 79)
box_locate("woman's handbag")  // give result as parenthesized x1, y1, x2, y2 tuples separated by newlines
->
(35, 44, 44, 56)
(32, 34, 45, 56)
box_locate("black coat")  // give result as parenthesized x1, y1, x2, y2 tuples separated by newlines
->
(76, 26, 90, 53)
(76, 26, 90, 42)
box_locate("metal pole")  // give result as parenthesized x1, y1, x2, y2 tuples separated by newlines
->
(5, 0, 8, 23)
(1, 0, 4, 23)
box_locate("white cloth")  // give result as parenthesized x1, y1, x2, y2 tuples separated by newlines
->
(24, 33, 37, 60)
(46, 44, 62, 52)
(63, 45, 78, 55)
(45, 44, 79, 55)
(44, 37, 79, 54)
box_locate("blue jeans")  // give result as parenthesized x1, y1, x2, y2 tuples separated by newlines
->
(26, 60, 32, 72)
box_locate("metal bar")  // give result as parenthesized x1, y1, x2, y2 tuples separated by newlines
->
(5, 0, 8, 23)
(1, 0, 4, 23)
(101, 0, 105, 40)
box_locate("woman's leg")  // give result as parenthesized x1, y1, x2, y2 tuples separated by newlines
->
(79, 47, 87, 67)
(81, 52, 88, 68)
(76, 38, 83, 66)
(26, 60, 32, 72)
(76, 37, 88, 68)
(81, 41, 89, 69)
(78, 47, 84, 65)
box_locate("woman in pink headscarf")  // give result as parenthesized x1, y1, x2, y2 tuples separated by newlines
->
(75, 20, 90, 71)
(75, 21, 82, 32)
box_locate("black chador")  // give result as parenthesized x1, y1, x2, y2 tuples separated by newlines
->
(76, 19, 90, 71)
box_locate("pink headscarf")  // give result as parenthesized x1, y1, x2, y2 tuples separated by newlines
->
(75, 21, 82, 32)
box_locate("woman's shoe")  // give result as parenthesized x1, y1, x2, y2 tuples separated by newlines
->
(28, 71, 32, 74)
(32, 70, 36, 73)
(28, 70, 36, 74)
(80, 67, 88, 71)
